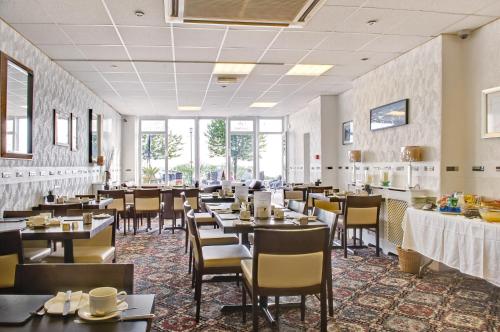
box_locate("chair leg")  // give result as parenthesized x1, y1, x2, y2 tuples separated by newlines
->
(188, 245, 192, 274)
(242, 285, 247, 323)
(300, 295, 306, 321)
(236, 273, 240, 287)
(252, 293, 259, 332)
(353, 228, 356, 246)
(185, 228, 189, 253)
(195, 270, 202, 322)
(343, 228, 348, 258)
(133, 211, 137, 235)
(375, 225, 380, 257)
(191, 263, 195, 288)
(327, 254, 333, 317)
(171, 212, 176, 234)
(275, 296, 280, 323)
(320, 285, 327, 332)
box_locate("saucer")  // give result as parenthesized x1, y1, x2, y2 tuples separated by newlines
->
(77, 302, 128, 321)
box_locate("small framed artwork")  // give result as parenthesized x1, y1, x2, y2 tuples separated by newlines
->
(342, 121, 353, 145)
(481, 86, 500, 138)
(70, 113, 78, 151)
(370, 99, 409, 131)
(88, 109, 102, 163)
(53, 109, 70, 147)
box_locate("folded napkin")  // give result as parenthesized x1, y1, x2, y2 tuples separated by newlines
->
(45, 291, 85, 315)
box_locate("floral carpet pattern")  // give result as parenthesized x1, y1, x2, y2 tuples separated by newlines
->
(116, 222, 499, 332)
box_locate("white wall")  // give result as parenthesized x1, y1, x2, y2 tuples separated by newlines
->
(121, 116, 138, 183)
(0, 19, 122, 211)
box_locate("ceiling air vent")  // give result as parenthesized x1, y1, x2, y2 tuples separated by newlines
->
(164, 0, 326, 27)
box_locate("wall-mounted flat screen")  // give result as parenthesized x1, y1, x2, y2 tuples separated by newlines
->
(370, 99, 408, 131)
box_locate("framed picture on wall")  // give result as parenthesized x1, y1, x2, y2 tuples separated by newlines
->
(53, 109, 70, 147)
(370, 99, 409, 131)
(70, 113, 78, 151)
(481, 86, 500, 138)
(88, 109, 102, 163)
(342, 121, 353, 145)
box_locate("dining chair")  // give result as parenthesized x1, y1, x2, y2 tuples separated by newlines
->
(47, 209, 117, 263)
(188, 214, 252, 322)
(15, 263, 134, 294)
(171, 188, 199, 233)
(3, 210, 53, 262)
(337, 195, 382, 258)
(313, 199, 342, 213)
(0, 230, 23, 293)
(241, 227, 329, 332)
(133, 189, 163, 235)
(184, 201, 240, 273)
(284, 190, 304, 201)
(39, 202, 83, 217)
(98, 189, 131, 235)
(287, 200, 307, 215)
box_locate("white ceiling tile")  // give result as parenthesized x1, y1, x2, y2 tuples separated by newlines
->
(102, 72, 139, 82)
(56, 60, 96, 71)
(70, 71, 104, 82)
(326, 0, 365, 5)
(39, 0, 111, 25)
(246, 75, 281, 84)
(11, 24, 72, 44)
(115, 90, 147, 97)
(272, 31, 327, 50)
(37, 44, 83, 59)
(84, 80, 114, 90)
(223, 29, 277, 48)
(260, 49, 308, 64)
(176, 73, 212, 82)
(60, 25, 120, 45)
(364, 0, 496, 15)
(303, 6, 359, 31)
(336, 8, 413, 34)
(279, 75, 315, 84)
(316, 32, 377, 51)
(301, 50, 354, 65)
(92, 61, 135, 72)
(174, 63, 212, 74)
(139, 73, 174, 83)
(442, 15, 497, 34)
(105, 0, 167, 26)
(148, 89, 176, 97)
(476, 1, 500, 15)
(78, 45, 129, 60)
(177, 82, 208, 90)
(252, 64, 293, 75)
(327, 63, 376, 77)
(119, 26, 172, 46)
(135, 62, 174, 73)
(111, 81, 144, 90)
(360, 35, 431, 53)
(127, 46, 173, 61)
(391, 11, 465, 36)
(175, 47, 218, 62)
(218, 48, 263, 62)
(144, 82, 176, 90)
(0, 0, 53, 23)
(173, 28, 225, 47)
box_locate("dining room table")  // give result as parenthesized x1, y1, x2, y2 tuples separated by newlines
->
(39, 198, 114, 211)
(0, 215, 115, 263)
(0, 294, 155, 332)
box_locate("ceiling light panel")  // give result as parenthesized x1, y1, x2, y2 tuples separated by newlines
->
(286, 64, 334, 76)
(250, 102, 277, 108)
(212, 63, 256, 75)
(178, 106, 201, 111)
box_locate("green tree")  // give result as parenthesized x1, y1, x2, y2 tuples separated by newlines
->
(142, 131, 183, 167)
(167, 131, 183, 159)
(205, 119, 266, 180)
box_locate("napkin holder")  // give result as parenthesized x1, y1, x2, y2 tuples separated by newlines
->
(29, 216, 46, 227)
(239, 210, 251, 220)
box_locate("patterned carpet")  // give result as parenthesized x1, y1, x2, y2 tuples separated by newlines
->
(115, 221, 500, 332)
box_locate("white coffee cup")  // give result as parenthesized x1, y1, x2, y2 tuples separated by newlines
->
(89, 287, 127, 317)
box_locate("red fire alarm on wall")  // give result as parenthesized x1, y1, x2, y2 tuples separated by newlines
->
(314, 154, 320, 160)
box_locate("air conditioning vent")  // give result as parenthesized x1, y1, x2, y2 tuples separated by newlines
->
(217, 76, 239, 85)
(164, 0, 326, 27)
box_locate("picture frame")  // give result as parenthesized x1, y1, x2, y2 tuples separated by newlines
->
(70, 113, 78, 151)
(481, 86, 500, 138)
(342, 121, 353, 145)
(370, 99, 409, 131)
(53, 109, 70, 147)
(88, 109, 102, 163)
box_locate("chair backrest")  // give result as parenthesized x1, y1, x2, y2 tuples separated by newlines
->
(308, 186, 333, 194)
(313, 208, 339, 249)
(186, 212, 204, 270)
(252, 228, 328, 293)
(313, 200, 341, 212)
(3, 210, 53, 218)
(134, 189, 161, 212)
(284, 190, 303, 201)
(15, 264, 134, 294)
(173, 188, 199, 211)
(288, 200, 307, 215)
(98, 190, 126, 212)
(0, 230, 23, 289)
(344, 195, 382, 226)
(183, 200, 192, 218)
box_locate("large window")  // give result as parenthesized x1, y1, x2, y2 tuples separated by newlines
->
(167, 119, 195, 185)
(141, 120, 166, 184)
(199, 119, 226, 186)
(258, 119, 284, 188)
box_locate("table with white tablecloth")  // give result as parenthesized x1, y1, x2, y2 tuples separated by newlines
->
(402, 208, 500, 287)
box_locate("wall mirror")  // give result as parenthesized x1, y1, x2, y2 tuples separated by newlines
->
(482, 87, 500, 138)
(0, 52, 33, 159)
(53, 109, 70, 147)
(88, 109, 102, 163)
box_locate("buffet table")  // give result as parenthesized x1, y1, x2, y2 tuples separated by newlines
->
(402, 208, 500, 287)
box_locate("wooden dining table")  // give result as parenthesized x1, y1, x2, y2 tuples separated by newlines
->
(0, 294, 155, 332)
(0, 216, 115, 263)
(39, 198, 114, 211)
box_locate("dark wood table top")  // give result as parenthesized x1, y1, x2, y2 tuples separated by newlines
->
(0, 294, 155, 332)
(0, 216, 114, 240)
(40, 198, 113, 209)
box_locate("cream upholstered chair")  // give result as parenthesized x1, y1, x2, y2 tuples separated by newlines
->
(288, 200, 307, 215)
(133, 189, 163, 235)
(47, 209, 117, 263)
(171, 188, 199, 233)
(188, 214, 252, 322)
(3, 210, 53, 262)
(0, 230, 23, 293)
(313, 199, 342, 213)
(181, 192, 218, 253)
(284, 190, 303, 202)
(241, 227, 329, 331)
(98, 190, 131, 235)
(337, 195, 382, 258)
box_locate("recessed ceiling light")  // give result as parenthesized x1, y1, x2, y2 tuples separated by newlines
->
(213, 63, 256, 75)
(361, 57, 369, 61)
(135, 10, 145, 17)
(366, 19, 378, 26)
(250, 102, 277, 108)
(178, 106, 201, 111)
(286, 64, 333, 76)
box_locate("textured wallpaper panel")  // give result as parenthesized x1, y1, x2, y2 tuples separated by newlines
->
(0, 19, 122, 211)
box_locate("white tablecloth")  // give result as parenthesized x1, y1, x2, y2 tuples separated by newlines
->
(402, 208, 500, 287)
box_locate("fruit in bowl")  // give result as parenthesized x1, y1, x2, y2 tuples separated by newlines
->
(479, 207, 500, 222)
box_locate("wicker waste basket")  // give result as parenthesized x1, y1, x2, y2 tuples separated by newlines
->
(397, 246, 422, 274)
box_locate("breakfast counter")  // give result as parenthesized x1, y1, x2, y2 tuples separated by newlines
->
(402, 208, 500, 287)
